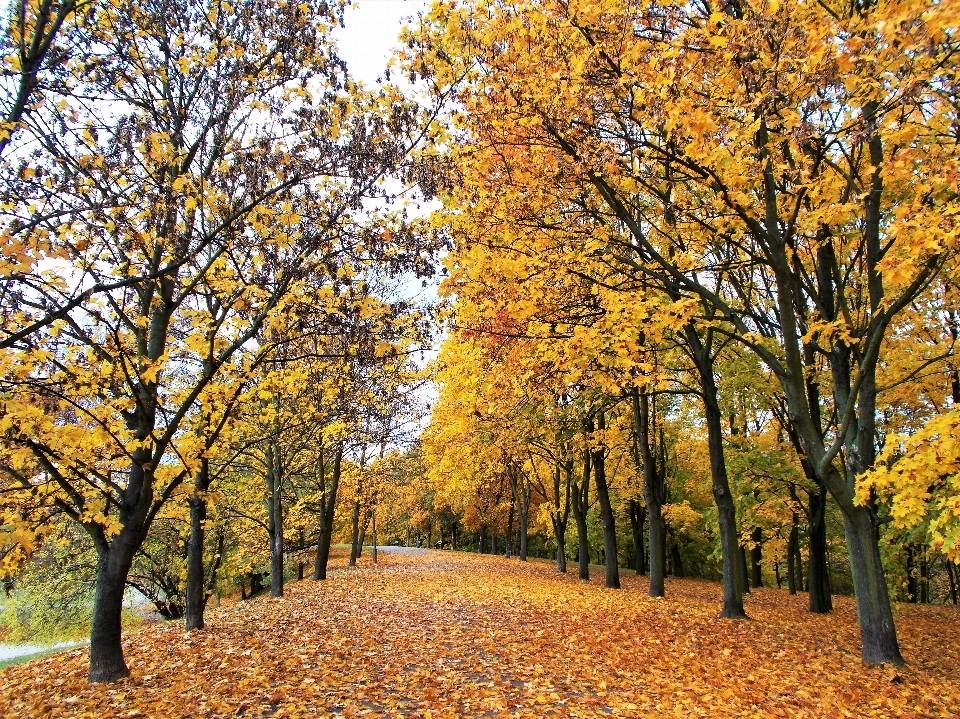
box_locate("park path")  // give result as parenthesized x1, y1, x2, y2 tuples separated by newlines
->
(0, 639, 85, 662)
(1, 550, 959, 718)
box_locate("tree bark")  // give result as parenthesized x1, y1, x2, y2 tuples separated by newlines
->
(686, 326, 747, 618)
(185, 458, 210, 630)
(671, 543, 685, 578)
(945, 557, 958, 605)
(571, 450, 591, 581)
(267, 443, 284, 598)
(750, 526, 763, 588)
(507, 461, 530, 562)
(349, 496, 361, 566)
(628, 498, 647, 576)
(842, 503, 903, 664)
(504, 492, 514, 558)
(787, 513, 799, 595)
(592, 412, 620, 589)
(738, 546, 750, 596)
(632, 391, 665, 596)
(807, 486, 833, 613)
(551, 461, 572, 573)
(314, 446, 342, 581)
(357, 508, 370, 557)
(88, 538, 136, 682)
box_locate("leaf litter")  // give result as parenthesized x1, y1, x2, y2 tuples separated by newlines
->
(1, 551, 958, 718)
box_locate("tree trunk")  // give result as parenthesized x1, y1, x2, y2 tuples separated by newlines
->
(555, 534, 567, 573)
(314, 447, 342, 581)
(920, 548, 930, 604)
(687, 326, 747, 618)
(787, 513, 799, 595)
(507, 462, 530, 562)
(807, 486, 833, 613)
(372, 498, 378, 564)
(592, 413, 620, 589)
(750, 526, 763, 588)
(571, 451, 591, 581)
(628, 498, 646, 576)
(357, 508, 370, 557)
(841, 504, 904, 665)
(267, 444, 284, 599)
(185, 458, 210, 630)
(945, 557, 958, 605)
(632, 391, 664, 596)
(552, 461, 571, 573)
(88, 540, 136, 682)
(795, 532, 805, 592)
(738, 546, 750, 595)
(504, 493, 515, 558)
(349, 497, 361, 566)
(671, 543, 685, 578)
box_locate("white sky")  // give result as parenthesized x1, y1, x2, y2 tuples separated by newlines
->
(335, 0, 432, 87)
(336, 0, 443, 408)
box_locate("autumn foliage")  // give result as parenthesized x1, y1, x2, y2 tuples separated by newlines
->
(3, 0, 960, 702)
(2, 551, 959, 718)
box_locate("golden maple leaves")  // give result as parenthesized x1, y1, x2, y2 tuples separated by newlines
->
(2, 550, 959, 718)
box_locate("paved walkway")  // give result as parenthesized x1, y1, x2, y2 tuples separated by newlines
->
(0, 640, 84, 662)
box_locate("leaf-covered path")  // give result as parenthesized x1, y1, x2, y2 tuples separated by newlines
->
(2, 550, 959, 718)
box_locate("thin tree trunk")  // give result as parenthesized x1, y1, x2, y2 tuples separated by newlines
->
(633, 391, 664, 596)
(921, 548, 930, 603)
(592, 412, 620, 589)
(787, 512, 803, 594)
(671, 543, 685, 578)
(738, 546, 750, 595)
(787, 512, 799, 595)
(628, 498, 647, 576)
(372, 498, 378, 564)
(358, 509, 370, 557)
(807, 486, 833, 613)
(687, 326, 747, 618)
(314, 446, 342, 581)
(552, 461, 571, 573)
(750, 526, 763, 588)
(507, 461, 530, 562)
(945, 557, 958, 605)
(906, 548, 916, 603)
(571, 451, 591, 581)
(349, 497, 361, 566)
(267, 444, 284, 598)
(185, 458, 210, 630)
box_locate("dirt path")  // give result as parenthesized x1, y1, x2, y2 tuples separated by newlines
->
(1, 551, 958, 718)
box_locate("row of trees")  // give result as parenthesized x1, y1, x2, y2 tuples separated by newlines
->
(412, 0, 960, 668)
(0, 0, 443, 682)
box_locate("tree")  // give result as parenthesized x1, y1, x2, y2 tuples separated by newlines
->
(410, 0, 960, 664)
(0, 0, 439, 681)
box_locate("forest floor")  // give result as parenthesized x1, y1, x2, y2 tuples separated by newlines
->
(1, 549, 958, 718)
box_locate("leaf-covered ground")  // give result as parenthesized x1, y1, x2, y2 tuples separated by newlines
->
(2, 550, 959, 718)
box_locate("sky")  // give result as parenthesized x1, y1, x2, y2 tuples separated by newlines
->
(335, 1, 443, 411)
(335, 0, 432, 87)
